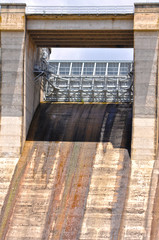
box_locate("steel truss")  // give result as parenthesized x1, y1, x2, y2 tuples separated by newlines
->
(34, 57, 133, 103)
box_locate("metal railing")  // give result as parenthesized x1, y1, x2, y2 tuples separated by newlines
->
(34, 62, 133, 103)
(26, 6, 134, 15)
(44, 74, 133, 103)
(34, 50, 133, 103)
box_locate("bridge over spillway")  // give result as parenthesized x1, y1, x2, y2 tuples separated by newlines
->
(0, 3, 159, 240)
(26, 5, 134, 48)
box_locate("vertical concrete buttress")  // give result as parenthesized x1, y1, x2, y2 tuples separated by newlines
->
(0, 4, 40, 215)
(121, 4, 159, 239)
(0, 4, 26, 158)
(1, 3, 159, 239)
(0, 4, 40, 157)
(23, 33, 41, 145)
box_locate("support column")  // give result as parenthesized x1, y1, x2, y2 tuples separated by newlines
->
(0, 4, 41, 221)
(0, 4, 26, 213)
(23, 33, 40, 144)
(121, 4, 159, 239)
(0, 4, 26, 157)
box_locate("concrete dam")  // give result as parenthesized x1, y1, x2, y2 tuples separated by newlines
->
(0, 103, 132, 239)
(0, 2, 159, 240)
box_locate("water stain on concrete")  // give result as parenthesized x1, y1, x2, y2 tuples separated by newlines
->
(0, 103, 132, 240)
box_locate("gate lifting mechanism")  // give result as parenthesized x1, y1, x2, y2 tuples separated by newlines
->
(34, 51, 133, 103)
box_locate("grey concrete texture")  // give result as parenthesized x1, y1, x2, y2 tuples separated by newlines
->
(2, 60, 24, 72)
(133, 106, 156, 117)
(134, 84, 156, 97)
(1, 82, 23, 95)
(133, 31, 158, 119)
(27, 19, 133, 31)
(1, 49, 24, 61)
(1, 72, 24, 83)
(22, 33, 41, 143)
(133, 95, 156, 107)
(1, 105, 22, 117)
(0, 3, 159, 239)
(134, 31, 158, 37)
(134, 50, 158, 61)
(0, 31, 25, 157)
(0, 29, 41, 158)
(135, 62, 158, 75)
(1, 32, 24, 44)
(135, 38, 158, 50)
(0, 148, 21, 158)
(0, 94, 22, 106)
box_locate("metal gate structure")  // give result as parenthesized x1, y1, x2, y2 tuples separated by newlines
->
(43, 60, 133, 103)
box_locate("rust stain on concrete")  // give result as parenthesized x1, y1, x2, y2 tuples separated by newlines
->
(0, 103, 132, 239)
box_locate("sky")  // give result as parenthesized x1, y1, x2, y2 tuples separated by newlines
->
(1, 0, 158, 61)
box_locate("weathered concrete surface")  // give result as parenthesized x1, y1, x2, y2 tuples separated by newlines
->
(0, 158, 19, 217)
(0, 5, 41, 228)
(0, 103, 132, 240)
(0, 29, 25, 157)
(0, 4, 41, 157)
(1, 3, 159, 240)
(28, 29, 134, 48)
(27, 18, 133, 31)
(149, 152, 159, 240)
(0, 5, 26, 156)
(0, 4, 26, 31)
(119, 4, 159, 240)
(134, 3, 159, 31)
(26, 8, 133, 48)
(23, 32, 41, 144)
(27, 18, 133, 48)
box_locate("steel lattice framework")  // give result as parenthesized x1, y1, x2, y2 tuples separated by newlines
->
(45, 61, 133, 103)
(34, 54, 133, 103)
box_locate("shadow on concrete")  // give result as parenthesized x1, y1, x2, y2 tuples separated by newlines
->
(0, 102, 132, 239)
(27, 103, 132, 153)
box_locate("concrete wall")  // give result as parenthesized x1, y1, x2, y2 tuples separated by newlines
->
(0, 4, 40, 218)
(0, 3, 26, 220)
(120, 4, 159, 239)
(1, 3, 159, 239)
(27, 19, 133, 31)
(0, 4, 40, 155)
(0, 31, 25, 157)
(23, 33, 40, 144)
(27, 16, 133, 48)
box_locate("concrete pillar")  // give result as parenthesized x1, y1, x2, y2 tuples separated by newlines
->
(0, 4, 40, 218)
(132, 4, 159, 161)
(0, 4, 41, 157)
(0, 3, 26, 217)
(0, 4, 26, 157)
(23, 33, 40, 144)
(121, 4, 159, 239)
